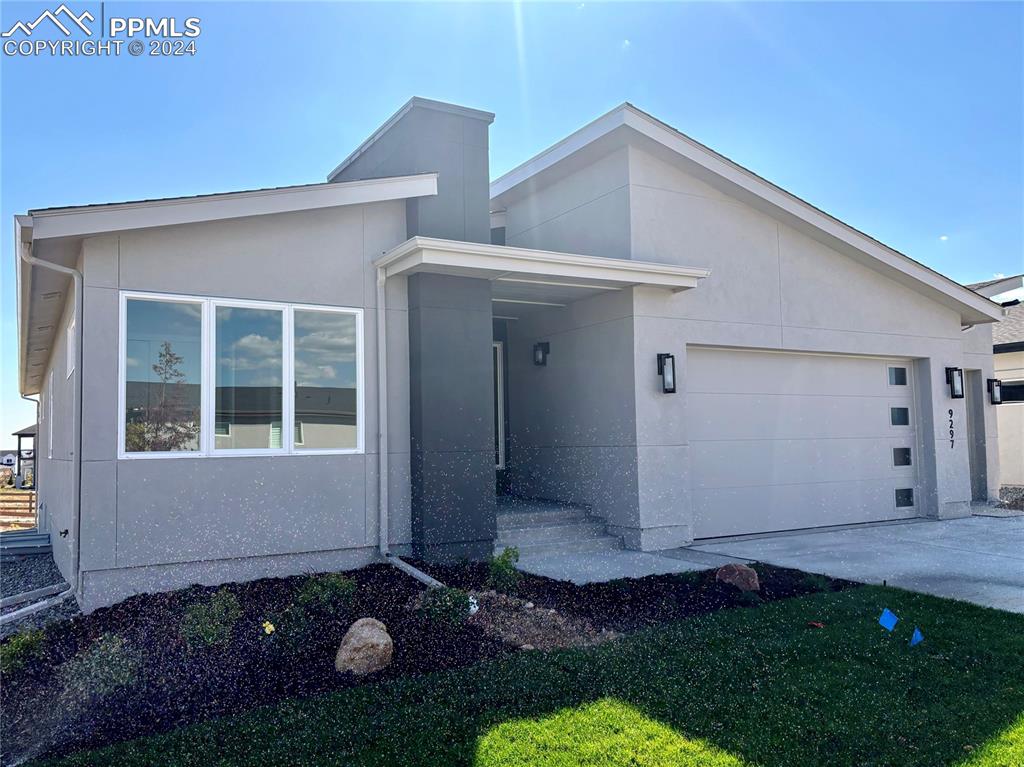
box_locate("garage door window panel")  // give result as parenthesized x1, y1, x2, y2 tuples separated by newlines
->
(890, 407, 911, 427)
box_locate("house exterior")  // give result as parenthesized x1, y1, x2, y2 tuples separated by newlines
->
(967, 275, 1023, 493)
(15, 98, 1006, 611)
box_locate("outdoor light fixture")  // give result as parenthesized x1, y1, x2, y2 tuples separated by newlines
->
(988, 378, 1003, 405)
(533, 342, 550, 366)
(657, 353, 677, 394)
(945, 367, 964, 399)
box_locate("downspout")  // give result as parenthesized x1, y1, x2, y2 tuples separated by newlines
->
(1, 239, 83, 625)
(375, 265, 442, 590)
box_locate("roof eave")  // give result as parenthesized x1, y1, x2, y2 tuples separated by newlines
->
(28, 173, 438, 241)
(375, 236, 710, 292)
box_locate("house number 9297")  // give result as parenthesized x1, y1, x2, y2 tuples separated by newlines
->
(948, 408, 954, 449)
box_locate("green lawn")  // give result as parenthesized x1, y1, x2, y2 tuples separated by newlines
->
(38, 586, 1024, 767)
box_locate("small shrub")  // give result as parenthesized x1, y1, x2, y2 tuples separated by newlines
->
(296, 572, 357, 612)
(737, 590, 763, 607)
(180, 588, 243, 650)
(800, 573, 833, 593)
(60, 633, 138, 698)
(421, 586, 471, 627)
(0, 629, 44, 674)
(486, 547, 522, 594)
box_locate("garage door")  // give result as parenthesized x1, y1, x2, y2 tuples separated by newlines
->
(688, 348, 920, 539)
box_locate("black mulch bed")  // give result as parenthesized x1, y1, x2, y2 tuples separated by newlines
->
(411, 559, 856, 633)
(0, 560, 852, 764)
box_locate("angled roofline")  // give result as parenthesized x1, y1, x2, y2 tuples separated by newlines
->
(25, 173, 438, 241)
(966, 273, 1023, 299)
(327, 97, 495, 182)
(490, 103, 1003, 325)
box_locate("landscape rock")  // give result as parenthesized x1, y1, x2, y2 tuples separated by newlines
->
(335, 618, 393, 675)
(715, 564, 760, 592)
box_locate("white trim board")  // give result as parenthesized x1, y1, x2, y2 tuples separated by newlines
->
(376, 236, 710, 293)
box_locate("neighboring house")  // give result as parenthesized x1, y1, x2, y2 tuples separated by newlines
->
(15, 98, 1005, 611)
(967, 275, 1023, 491)
(0, 452, 15, 467)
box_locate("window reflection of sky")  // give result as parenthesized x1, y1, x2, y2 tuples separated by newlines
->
(294, 310, 357, 390)
(126, 300, 202, 383)
(216, 307, 282, 388)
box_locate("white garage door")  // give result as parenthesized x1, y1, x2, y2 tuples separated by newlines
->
(688, 348, 920, 539)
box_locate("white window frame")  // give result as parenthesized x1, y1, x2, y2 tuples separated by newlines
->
(118, 291, 364, 459)
(66, 316, 76, 379)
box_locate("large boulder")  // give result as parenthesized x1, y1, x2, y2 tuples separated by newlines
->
(715, 564, 760, 592)
(335, 618, 393, 675)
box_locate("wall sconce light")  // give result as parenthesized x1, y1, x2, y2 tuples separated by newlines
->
(945, 367, 964, 399)
(656, 353, 677, 394)
(988, 378, 1002, 405)
(533, 342, 550, 366)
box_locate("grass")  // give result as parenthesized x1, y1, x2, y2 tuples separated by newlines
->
(34, 586, 1024, 767)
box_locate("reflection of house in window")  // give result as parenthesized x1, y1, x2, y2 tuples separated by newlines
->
(208, 386, 356, 450)
(293, 386, 357, 449)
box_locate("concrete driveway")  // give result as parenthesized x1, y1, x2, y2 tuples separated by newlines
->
(686, 516, 1024, 614)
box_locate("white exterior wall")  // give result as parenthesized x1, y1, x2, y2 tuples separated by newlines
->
(64, 201, 411, 609)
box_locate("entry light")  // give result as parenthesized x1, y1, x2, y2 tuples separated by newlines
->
(945, 367, 964, 399)
(657, 353, 677, 394)
(988, 379, 1002, 405)
(533, 342, 550, 366)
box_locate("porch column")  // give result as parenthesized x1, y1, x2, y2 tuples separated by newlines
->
(407, 273, 496, 560)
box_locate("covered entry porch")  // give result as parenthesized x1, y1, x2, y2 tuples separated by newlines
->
(374, 237, 709, 560)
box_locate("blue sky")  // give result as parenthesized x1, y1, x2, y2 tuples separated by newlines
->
(2, 1, 1022, 441)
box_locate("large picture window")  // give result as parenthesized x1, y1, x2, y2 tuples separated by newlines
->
(119, 292, 362, 458)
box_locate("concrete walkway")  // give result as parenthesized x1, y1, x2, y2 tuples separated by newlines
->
(686, 516, 1024, 614)
(517, 549, 711, 585)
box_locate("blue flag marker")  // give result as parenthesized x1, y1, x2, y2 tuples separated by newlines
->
(879, 608, 898, 631)
(910, 627, 924, 646)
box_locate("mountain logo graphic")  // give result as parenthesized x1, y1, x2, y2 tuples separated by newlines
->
(2, 4, 94, 37)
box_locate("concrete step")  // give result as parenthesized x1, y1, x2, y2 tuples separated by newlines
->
(495, 534, 622, 557)
(496, 520, 608, 546)
(0, 530, 52, 559)
(496, 508, 590, 529)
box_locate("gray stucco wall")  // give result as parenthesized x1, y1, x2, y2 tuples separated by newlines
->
(494, 140, 1001, 548)
(65, 200, 411, 609)
(330, 101, 493, 244)
(503, 147, 631, 259)
(504, 289, 640, 528)
(36, 271, 78, 579)
(408, 273, 496, 559)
